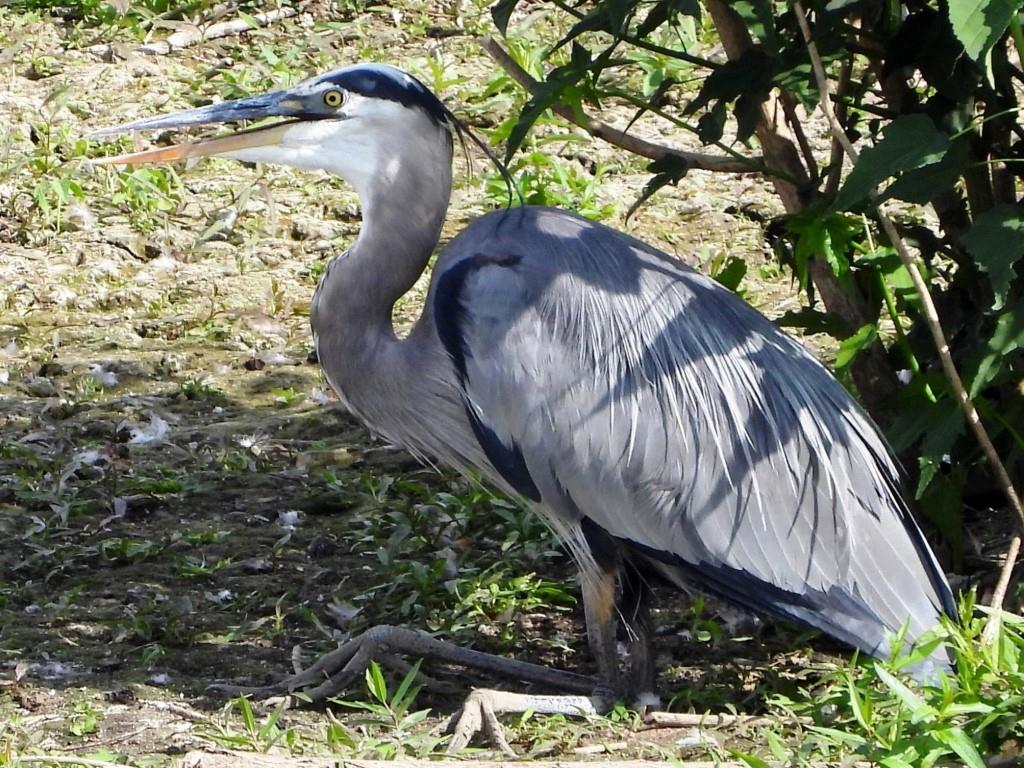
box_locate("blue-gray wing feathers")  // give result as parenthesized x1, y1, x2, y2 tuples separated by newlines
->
(430, 205, 954, 666)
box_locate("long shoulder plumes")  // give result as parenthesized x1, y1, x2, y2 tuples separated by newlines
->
(432, 207, 955, 678)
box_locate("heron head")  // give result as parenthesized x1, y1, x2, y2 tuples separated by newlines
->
(90, 64, 454, 195)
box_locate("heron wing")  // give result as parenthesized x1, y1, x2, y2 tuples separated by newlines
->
(430, 206, 953, 660)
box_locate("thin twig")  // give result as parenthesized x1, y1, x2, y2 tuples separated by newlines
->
(15, 756, 133, 768)
(80, 725, 153, 749)
(779, 93, 819, 182)
(479, 37, 760, 174)
(793, 0, 1024, 635)
(143, 699, 213, 724)
(824, 58, 853, 197)
(548, 0, 723, 70)
(644, 711, 811, 728)
(988, 535, 1022, 626)
(140, 1, 233, 31)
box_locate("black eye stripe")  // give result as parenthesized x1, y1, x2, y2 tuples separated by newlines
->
(318, 65, 450, 127)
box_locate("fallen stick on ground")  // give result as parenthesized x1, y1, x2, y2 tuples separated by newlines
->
(138, 6, 297, 55)
(176, 753, 869, 768)
(15, 756, 134, 768)
(643, 711, 809, 728)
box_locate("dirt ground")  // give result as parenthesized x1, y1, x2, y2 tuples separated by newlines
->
(0, 1, 856, 763)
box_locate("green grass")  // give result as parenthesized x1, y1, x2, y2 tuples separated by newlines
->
(755, 597, 1024, 768)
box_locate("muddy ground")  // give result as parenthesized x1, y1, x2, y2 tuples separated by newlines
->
(0, 1, 863, 763)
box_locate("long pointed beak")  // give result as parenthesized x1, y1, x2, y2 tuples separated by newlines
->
(89, 89, 312, 166)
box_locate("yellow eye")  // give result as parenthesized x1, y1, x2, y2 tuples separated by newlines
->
(322, 89, 344, 108)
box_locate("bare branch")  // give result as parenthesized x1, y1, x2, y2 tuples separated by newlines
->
(988, 535, 1022, 628)
(824, 59, 853, 197)
(479, 37, 760, 174)
(780, 93, 819, 183)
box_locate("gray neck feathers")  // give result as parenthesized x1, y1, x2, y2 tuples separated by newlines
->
(310, 112, 453, 430)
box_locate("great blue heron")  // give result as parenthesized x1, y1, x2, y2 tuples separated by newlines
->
(93, 63, 955, 745)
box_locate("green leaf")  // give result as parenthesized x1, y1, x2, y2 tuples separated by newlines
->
(491, 0, 521, 35)
(920, 399, 966, 461)
(833, 114, 949, 211)
(932, 726, 987, 768)
(625, 155, 690, 220)
(942, 701, 996, 716)
(881, 136, 971, 205)
(391, 658, 422, 713)
(765, 729, 788, 762)
(856, 245, 921, 308)
(873, 664, 936, 722)
(970, 307, 1024, 396)
(962, 204, 1024, 310)
(773, 57, 818, 111)
(728, 0, 778, 53)
(917, 463, 964, 555)
(892, 634, 946, 673)
(238, 696, 256, 732)
(734, 91, 762, 142)
(325, 721, 356, 749)
(685, 50, 774, 116)
(790, 213, 857, 284)
(696, 100, 728, 143)
(712, 255, 747, 291)
(366, 660, 388, 704)
(847, 676, 873, 731)
(399, 708, 432, 729)
(805, 724, 870, 749)
(730, 749, 772, 768)
(776, 307, 849, 336)
(503, 45, 592, 163)
(880, 754, 916, 768)
(258, 699, 286, 740)
(948, 0, 1023, 69)
(504, 89, 560, 164)
(835, 324, 877, 373)
(635, 0, 701, 38)
(237, 10, 260, 29)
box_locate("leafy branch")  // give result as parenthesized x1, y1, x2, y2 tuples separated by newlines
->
(479, 36, 764, 175)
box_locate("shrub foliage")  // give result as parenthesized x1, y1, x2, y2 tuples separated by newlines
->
(492, 0, 1024, 560)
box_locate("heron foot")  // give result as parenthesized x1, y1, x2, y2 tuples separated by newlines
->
(206, 625, 604, 735)
(206, 624, 626, 755)
(446, 688, 606, 757)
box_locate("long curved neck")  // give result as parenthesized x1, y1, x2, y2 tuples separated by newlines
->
(326, 169, 450, 330)
(311, 119, 453, 428)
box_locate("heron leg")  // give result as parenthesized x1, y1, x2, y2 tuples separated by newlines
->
(441, 562, 627, 755)
(620, 559, 657, 703)
(581, 562, 621, 697)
